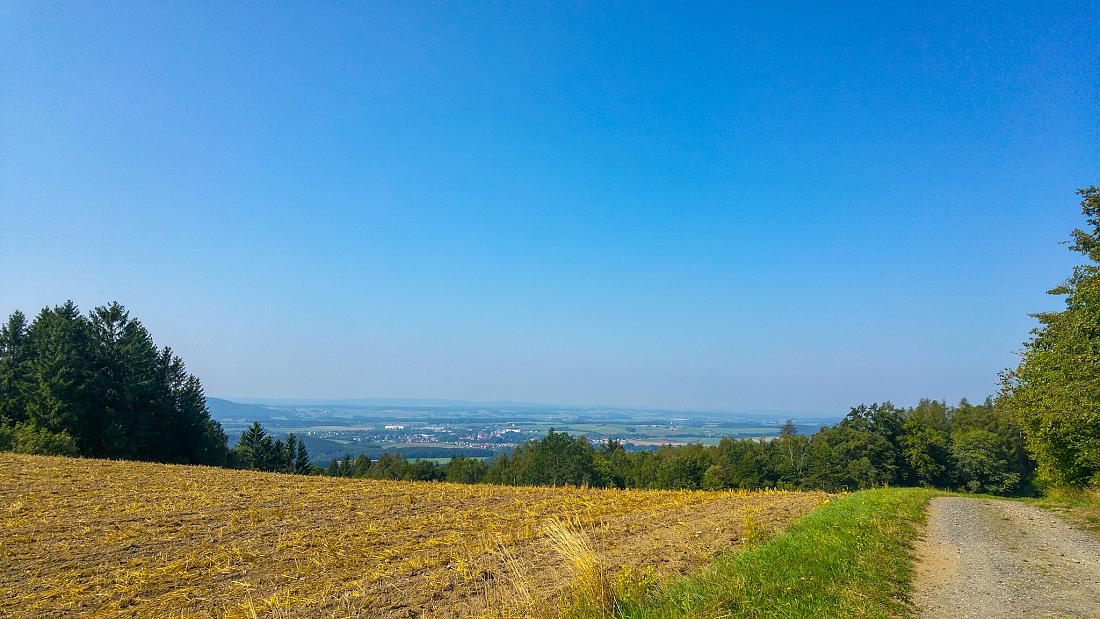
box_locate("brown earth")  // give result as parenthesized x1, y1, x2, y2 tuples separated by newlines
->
(0, 453, 828, 618)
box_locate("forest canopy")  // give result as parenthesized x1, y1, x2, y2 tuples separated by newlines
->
(324, 398, 1035, 496)
(0, 301, 228, 465)
(1003, 186, 1100, 487)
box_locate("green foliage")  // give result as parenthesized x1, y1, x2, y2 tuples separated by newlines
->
(24, 302, 93, 436)
(701, 464, 725, 490)
(950, 429, 1019, 494)
(614, 489, 934, 619)
(234, 421, 268, 469)
(0, 422, 79, 456)
(0, 301, 228, 465)
(524, 429, 600, 486)
(1003, 186, 1100, 487)
(902, 425, 950, 487)
(445, 456, 488, 483)
(323, 449, 448, 481)
(231, 422, 312, 474)
(901, 400, 951, 487)
(291, 434, 311, 474)
(614, 565, 659, 608)
(319, 397, 1034, 496)
(0, 311, 31, 427)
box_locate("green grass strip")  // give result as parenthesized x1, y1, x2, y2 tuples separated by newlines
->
(616, 488, 935, 619)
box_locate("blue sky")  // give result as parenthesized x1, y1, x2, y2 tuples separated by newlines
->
(1, 2, 1097, 413)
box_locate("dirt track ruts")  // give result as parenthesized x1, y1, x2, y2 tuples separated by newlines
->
(912, 496, 1100, 618)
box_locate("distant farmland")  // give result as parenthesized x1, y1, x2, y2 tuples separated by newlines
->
(1, 454, 828, 617)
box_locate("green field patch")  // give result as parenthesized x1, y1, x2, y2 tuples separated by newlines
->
(603, 488, 935, 619)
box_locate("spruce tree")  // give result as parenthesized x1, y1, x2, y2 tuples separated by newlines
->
(235, 421, 267, 469)
(0, 311, 31, 426)
(294, 439, 311, 473)
(1, 300, 229, 464)
(25, 302, 93, 438)
(283, 433, 310, 474)
(259, 435, 277, 471)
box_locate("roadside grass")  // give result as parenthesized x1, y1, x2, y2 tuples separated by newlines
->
(1022, 487, 1100, 534)
(570, 487, 935, 619)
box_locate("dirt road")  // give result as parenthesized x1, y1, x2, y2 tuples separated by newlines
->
(912, 497, 1100, 618)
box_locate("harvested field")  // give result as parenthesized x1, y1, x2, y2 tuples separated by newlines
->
(0, 453, 829, 618)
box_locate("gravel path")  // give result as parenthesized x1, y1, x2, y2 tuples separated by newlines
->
(912, 497, 1100, 618)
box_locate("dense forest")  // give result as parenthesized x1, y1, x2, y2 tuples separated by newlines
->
(324, 398, 1034, 495)
(0, 301, 228, 464)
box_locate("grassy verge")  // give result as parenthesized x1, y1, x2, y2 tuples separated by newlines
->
(605, 488, 935, 619)
(1022, 487, 1100, 534)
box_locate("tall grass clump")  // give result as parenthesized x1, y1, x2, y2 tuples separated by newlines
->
(545, 518, 617, 616)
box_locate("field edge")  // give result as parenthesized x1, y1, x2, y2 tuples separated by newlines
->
(602, 487, 936, 619)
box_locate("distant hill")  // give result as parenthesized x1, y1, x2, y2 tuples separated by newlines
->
(205, 397, 284, 422)
(227, 397, 555, 409)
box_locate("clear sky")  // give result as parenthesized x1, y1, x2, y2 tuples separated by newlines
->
(1, 2, 1097, 413)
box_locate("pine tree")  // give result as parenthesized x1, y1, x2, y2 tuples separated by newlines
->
(258, 435, 277, 471)
(0, 311, 31, 426)
(25, 302, 93, 438)
(88, 302, 137, 458)
(175, 373, 228, 466)
(288, 433, 311, 473)
(281, 435, 297, 472)
(271, 438, 286, 472)
(1, 300, 230, 463)
(235, 422, 267, 469)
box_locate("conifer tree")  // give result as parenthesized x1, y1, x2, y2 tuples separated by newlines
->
(282, 434, 298, 472)
(25, 302, 93, 438)
(271, 438, 286, 472)
(291, 434, 311, 473)
(1, 300, 228, 464)
(0, 311, 31, 426)
(235, 422, 267, 469)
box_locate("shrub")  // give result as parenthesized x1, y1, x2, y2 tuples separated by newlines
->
(0, 423, 79, 456)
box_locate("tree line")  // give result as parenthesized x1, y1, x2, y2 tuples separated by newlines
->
(323, 397, 1034, 495)
(0, 302, 313, 474)
(0, 301, 228, 464)
(232, 421, 314, 474)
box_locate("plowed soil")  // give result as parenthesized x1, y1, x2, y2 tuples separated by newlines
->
(0, 453, 828, 618)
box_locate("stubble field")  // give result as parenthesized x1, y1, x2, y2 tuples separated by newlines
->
(0, 453, 828, 618)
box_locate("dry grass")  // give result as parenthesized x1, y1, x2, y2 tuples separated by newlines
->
(0, 453, 829, 618)
(544, 518, 616, 614)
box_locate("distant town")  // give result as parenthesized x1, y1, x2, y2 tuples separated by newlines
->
(206, 397, 834, 465)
